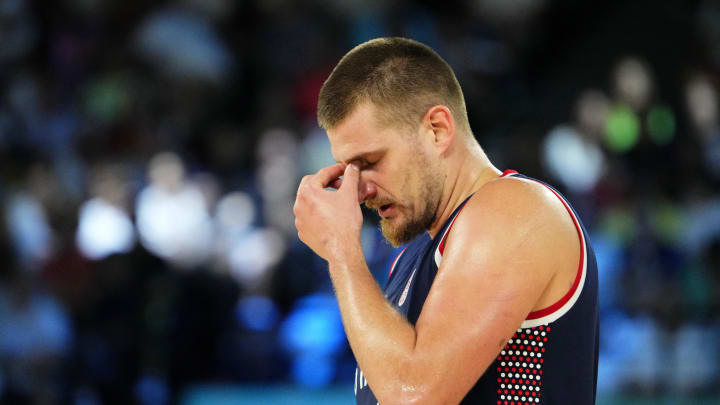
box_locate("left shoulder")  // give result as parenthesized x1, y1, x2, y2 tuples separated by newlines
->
(409, 176, 580, 404)
(444, 175, 578, 263)
(465, 175, 570, 230)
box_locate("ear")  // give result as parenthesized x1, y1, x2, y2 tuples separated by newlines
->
(422, 105, 455, 155)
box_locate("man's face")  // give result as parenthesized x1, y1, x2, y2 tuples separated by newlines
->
(328, 102, 444, 247)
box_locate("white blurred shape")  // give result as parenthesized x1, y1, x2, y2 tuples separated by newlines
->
(136, 184, 213, 265)
(149, 152, 184, 192)
(76, 198, 135, 260)
(686, 74, 718, 134)
(257, 127, 298, 163)
(300, 126, 336, 175)
(614, 57, 653, 111)
(576, 89, 610, 138)
(683, 196, 720, 255)
(136, 152, 213, 266)
(216, 192, 255, 231)
(673, 323, 718, 393)
(229, 228, 286, 287)
(542, 125, 604, 193)
(135, 9, 232, 83)
(257, 128, 299, 204)
(5, 193, 51, 266)
(264, 199, 295, 235)
(258, 155, 297, 201)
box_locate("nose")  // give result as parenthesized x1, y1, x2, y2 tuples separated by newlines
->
(357, 177, 377, 203)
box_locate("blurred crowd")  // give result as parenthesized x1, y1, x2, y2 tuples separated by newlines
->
(0, 0, 719, 404)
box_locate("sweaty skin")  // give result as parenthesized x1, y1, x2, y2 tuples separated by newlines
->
(293, 102, 579, 405)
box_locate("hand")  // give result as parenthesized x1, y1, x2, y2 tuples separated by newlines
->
(293, 163, 364, 262)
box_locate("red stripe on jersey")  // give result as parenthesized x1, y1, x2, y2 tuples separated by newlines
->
(388, 248, 407, 277)
(525, 183, 585, 320)
(438, 204, 466, 255)
(439, 169, 517, 256)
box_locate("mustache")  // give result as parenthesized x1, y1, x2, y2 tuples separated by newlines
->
(364, 199, 395, 210)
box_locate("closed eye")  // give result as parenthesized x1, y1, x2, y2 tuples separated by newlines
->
(359, 158, 379, 169)
(337, 148, 387, 170)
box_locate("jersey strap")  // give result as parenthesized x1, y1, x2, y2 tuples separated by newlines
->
(502, 172, 588, 328)
(520, 179, 587, 327)
(433, 169, 518, 267)
(388, 247, 407, 277)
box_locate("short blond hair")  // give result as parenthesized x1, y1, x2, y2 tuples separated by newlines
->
(317, 37, 470, 133)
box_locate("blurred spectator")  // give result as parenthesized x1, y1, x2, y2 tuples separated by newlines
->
(0, 270, 71, 404)
(542, 89, 608, 194)
(136, 152, 214, 267)
(685, 73, 720, 180)
(76, 164, 136, 260)
(0, 1, 716, 403)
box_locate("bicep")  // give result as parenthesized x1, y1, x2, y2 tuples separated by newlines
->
(412, 198, 559, 402)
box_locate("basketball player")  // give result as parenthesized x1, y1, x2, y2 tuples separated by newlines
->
(293, 37, 598, 404)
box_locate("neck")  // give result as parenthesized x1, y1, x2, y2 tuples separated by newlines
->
(427, 143, 501, 239)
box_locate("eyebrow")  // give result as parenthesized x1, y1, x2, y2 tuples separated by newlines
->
(335, 148, 387, 165)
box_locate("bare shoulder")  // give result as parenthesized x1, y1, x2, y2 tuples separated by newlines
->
(412, 177, 581, 404)
(457, 176, 572, 234)
(444, 175, 579, 271)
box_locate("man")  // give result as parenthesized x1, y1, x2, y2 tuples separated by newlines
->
(293, 37, 598, 405)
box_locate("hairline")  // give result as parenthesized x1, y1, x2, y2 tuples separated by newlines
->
(321, 96, 462, 137)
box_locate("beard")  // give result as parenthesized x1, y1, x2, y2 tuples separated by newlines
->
(377, 162, 444, 248)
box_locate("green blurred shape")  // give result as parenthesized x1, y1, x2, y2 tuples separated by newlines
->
(605, 105, 640, 153)
(598, 206, 636, 244)
(650, 199, 685, 245)
(683, 263, 712, 319)
(647, 105, 676, 145)
(85, 73, 131, 124)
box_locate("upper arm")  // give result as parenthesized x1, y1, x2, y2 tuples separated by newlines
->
(410, 178, 579, 403)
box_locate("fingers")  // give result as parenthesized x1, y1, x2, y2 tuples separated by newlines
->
(309, 163, 346, 189)
(328, 178, 343, 190)
(339, 164, 359, 197)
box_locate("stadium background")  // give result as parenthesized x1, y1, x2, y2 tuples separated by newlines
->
(0, 0, 719, 404)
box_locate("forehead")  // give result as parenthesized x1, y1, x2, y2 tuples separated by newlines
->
(327, 102, 401, 163)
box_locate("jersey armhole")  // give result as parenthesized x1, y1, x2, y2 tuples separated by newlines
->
(388, 248, 407, 277)
(521, 181, 587, 328)
(434, 169, 517, 267)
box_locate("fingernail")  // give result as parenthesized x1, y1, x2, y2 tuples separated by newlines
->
(350, 164, 359, 171)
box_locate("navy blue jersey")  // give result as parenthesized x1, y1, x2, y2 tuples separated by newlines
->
(354, 170, 599, 405)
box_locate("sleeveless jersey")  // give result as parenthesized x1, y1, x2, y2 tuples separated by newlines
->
(354, 170, 599, 405)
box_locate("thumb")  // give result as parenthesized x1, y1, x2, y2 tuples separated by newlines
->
(339, 164, 360, 198)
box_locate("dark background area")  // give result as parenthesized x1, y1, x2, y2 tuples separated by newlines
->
(0, 0, 718, 404)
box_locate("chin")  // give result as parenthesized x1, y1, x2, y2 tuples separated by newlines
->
(379, 216, 425, 248)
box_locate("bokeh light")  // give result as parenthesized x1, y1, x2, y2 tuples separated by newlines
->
(0, 2, 718, 404)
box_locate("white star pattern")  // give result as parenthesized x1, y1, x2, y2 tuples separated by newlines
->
(494, 324, 550, 405)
